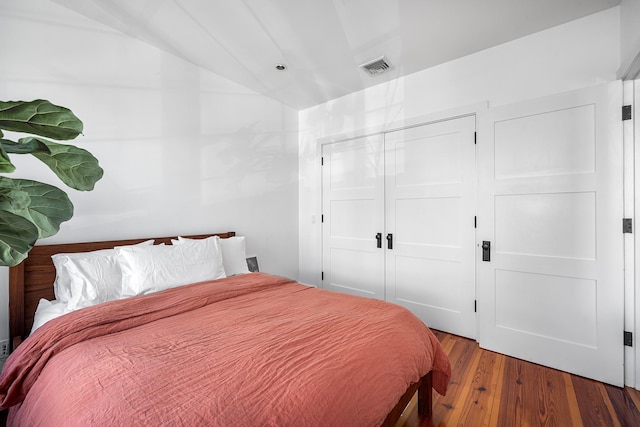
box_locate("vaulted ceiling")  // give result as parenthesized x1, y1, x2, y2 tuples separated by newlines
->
(52, 0, 620, 109)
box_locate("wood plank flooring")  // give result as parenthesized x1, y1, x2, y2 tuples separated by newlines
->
(396, 330, 640, 427)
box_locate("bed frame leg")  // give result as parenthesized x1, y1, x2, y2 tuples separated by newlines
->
(380, 372, 434, 427)
(418, 372, 433, 419)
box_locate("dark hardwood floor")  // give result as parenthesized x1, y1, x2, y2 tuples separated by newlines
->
(396, 330, 640, 427)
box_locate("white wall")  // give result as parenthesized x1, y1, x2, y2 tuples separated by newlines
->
(620, 0, 640, 75)
(0, 0, 299, 340)
(298, 7, 620, 286)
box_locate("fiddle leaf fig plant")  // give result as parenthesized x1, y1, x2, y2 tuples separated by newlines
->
(0, 99, 103, 266)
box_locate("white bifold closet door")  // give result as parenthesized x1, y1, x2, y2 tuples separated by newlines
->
(322, 135, 385, 299)
(384, 116, 477, 338)
(322, 115, 477, 339)
(477, 82, 624, 386)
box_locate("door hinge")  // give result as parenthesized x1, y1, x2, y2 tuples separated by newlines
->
(624, 331, 633, 347)
(321, 271, 324, 281)
(623, 105, 632, 121)
(321, 214, 324, 223)
(623, 218, 633, 233)
(474, 300, 477, 313)
(321, 157, 324, 165)
(474, 132, 477, 144)
(474, 216, 477, 228)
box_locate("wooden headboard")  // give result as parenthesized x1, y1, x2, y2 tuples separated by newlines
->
(8, 231, 236, 346)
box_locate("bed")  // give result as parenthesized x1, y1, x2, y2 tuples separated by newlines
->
(0, 232, 451, 426)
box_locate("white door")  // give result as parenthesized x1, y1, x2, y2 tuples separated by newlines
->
(385, 116, 477, 339)
(322, 135, 385, 299)
(477, 83, 624, 386)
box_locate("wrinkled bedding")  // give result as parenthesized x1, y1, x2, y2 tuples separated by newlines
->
(0, 273, 451, 426)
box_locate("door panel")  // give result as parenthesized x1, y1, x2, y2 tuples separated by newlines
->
(385, 115, 477, 339)
(495, 192, 596, 260)
(477, 82, 623, 386)
(493, 104, 595, 179)
(322, 135, 385, 298)
(494, 270, 597, 347)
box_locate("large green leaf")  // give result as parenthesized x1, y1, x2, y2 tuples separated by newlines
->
(0, 177, 74, 238)
(0, 186, 30, 211)
(0, 144, 16, 173)
(1, 137, 51, 155)
(27, 138, 103, 191)
(0, 100, 83, 141)
(0, 209, 39, 267)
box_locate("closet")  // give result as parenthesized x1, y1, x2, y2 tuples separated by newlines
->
(321, 82, 624, 386)
(321, 115, 477, 339)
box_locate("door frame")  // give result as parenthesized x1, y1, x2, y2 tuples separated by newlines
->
(631, 78, 640, 390)
(317, 103, 487, 336)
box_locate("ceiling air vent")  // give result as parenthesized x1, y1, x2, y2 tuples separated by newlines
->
(359, 56, 392, 76)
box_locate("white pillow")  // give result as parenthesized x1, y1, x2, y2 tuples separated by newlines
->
(177, 235, 250, 276)
(118, 236, 226, 297)
(51, 240, 154, 310)
(31, 298, 70, 334)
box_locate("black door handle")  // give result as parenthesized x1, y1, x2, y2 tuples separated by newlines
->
(375, 233, 382, 248)
(386, 233, 393, 250)
(482, 241, 491, 262)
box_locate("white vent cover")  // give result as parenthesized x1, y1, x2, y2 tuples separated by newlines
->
(359, 56, 392, 76)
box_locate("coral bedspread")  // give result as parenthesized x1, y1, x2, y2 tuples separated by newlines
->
(0, 273, 451, 426)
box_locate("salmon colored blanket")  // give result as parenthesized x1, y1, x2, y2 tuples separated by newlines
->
(0, 273, 450, 426)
